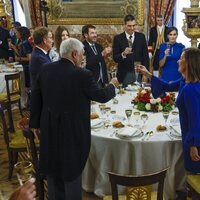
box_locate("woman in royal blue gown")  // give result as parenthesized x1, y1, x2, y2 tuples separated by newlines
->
(159, 27, 185, 82)
(136, 47, 200, 174)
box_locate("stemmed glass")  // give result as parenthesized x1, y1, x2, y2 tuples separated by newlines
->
(166, 43, 171, 56)
(141, 113, 148, 128)
(110, 67, 117, 78)
(14, 161, 33, 186)
(163, 111, 170, 126)
(99, 104, 106, 119)
(134, 61, 141, 85)
(133, 111, 140, 127)
(125, 108, 133, 126)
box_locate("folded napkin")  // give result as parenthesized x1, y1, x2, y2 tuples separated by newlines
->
(117, 127, 138, 137)
(171, 126, 181, 136)
(91, 119, 103, 128)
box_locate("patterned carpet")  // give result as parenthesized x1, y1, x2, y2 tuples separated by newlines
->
(0, 108, 101, 200)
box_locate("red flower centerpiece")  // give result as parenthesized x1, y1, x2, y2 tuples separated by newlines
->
(131, 89, 175, 112)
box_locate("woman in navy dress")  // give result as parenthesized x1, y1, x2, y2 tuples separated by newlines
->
(159, 27, 185, 82)
(136, 47, 200, 173)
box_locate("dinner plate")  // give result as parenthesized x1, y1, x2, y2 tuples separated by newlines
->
(125, 85, 139, 91)
(115, 127, 141, 139)
(91, 119, 104, 129)
(2, 68, 17, 73)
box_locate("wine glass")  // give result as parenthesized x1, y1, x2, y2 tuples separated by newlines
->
(134, 61, 141, 85)
(14, 161, 33, 186)
(141, 113, 148, 128)
(166, 43, 171, 56)
(110, 67, 117, 78)
(133, 111, 140, 127)
(125, 108, 132, 126)
(163, 111, 170, 126)
(99, 104, 106, 119)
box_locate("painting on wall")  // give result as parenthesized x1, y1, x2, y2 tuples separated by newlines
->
(47, 0, 144, 25)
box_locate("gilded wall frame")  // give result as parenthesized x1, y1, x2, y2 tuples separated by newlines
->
(47, 0, 144, 25)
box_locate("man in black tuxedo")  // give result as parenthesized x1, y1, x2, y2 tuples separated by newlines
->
(198, 43, 200, 49)
(29, 38, 118, 200)
(148, 15, 168, 72)
(113, 15, 149, 87)
(0, 24, 10, 60)
(82, 24, 112, 88)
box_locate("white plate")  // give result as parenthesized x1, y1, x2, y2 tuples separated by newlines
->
(14, 64, 23, 68)
(91, 119, 104, 129)
(116, 127, 141, 139)
(2, 68, 17, 73)
(125, 85, 139, 91)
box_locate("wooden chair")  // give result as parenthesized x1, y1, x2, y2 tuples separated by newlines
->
(104, 167, 169, 200)
(22, 127, 46, 200)
(186, 174, 200, 199)
(0, 102, 27, 179)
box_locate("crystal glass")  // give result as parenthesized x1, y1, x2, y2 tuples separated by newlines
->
(110, 68, 117, 78)
(166, 43, 172, 56)
(133, 111, 140, 127)
(134, 61, 141, 85)
(163, 111, 170, 126)
(99, 104, 106, 119)
(14, 161, 33, 186)
(125, 108, 132, 126)
(141, 113, 148, 128)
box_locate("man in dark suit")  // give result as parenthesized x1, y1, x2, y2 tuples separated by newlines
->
(30, 38, 118, 200)
(198, 43, 200, 49)
(113, 15, 149, 87)
(82, 24, 112, 88)
(148, 15, 168, 72)
(29, 27, 53, 88)
(0, 24, 10, 60)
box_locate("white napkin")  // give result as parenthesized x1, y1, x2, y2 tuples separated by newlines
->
(117, 127, 138, 137)
(171, 126, 181, 136)
(91, 119, 103, 128)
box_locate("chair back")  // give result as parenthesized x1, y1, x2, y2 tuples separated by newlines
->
(108, 167, 169, 200)
(5, 73, 21, 102)
(22, 128, 45, 200)
(0, 103, 10, 147)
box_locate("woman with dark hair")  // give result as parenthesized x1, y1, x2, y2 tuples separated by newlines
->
(49, 25, 70, 61)
(159, 26, 185, 82)
(15, 26, 33, 89)
(136, 47, 200, 174)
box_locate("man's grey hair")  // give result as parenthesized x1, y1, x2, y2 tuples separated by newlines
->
(60, 38, 84, 58)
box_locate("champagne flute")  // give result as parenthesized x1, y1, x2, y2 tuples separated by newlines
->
(166, 43, 171, 56)
(133, 111, 140, 127)
(163, 111, 169, 126)
(14, 161, 33, 186)
(141, 113, 148, 128)
(110, 67, 117, 78)
(134, 61, 141, 85)
(125, 108, 132, 126)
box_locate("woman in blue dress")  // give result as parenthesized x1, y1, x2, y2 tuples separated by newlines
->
(159, 27, 185, 82)
(136, 47, 200, 174)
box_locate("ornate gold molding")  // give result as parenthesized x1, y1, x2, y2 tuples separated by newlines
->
(47, 0, 144, 25)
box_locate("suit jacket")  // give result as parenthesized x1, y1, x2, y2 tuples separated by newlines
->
(0, 27, 10, 59)
(29, 58, 115, 181)
(29, 47, 51, 88)
(148, 26, 168, 47)
(113, 32, 149, 83)
(83, 40, 108, 84)
(148, 26, 168, 70)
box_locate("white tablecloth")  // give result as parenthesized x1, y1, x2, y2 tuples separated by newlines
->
(82, 92, 186, 200)
(0, 65, 26, 108)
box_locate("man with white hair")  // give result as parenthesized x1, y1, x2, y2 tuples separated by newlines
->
(29, 38, 119, 200)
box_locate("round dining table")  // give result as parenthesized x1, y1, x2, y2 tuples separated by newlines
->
(82, 90, 186, 200)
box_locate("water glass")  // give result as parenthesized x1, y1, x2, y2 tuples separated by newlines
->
(163, 111, 169, 126)
(141, 113, 148, 128)
(133, 111, 140, 127)
(125, 108, 132, 126)
(14, 161, 33, 186)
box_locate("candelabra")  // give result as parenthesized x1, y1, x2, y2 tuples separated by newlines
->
(182, 0, 200, 47)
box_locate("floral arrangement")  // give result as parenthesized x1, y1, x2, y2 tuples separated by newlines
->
(131, 89, 175, 112)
